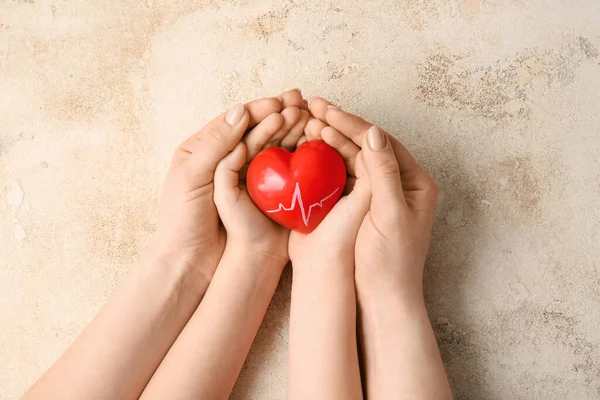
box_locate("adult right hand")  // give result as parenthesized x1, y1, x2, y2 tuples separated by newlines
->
(307, 97, 452, 400)
(307, 98, 439, 301)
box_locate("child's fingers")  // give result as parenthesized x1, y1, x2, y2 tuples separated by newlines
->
(268, 106, 301, 147)
(214, 142, 247, 205)
(278, 89, 306, 110)
(281, 109, 310, 150)
(239, 112, 284, 179)
(308, 96, 334, 123)
(304, 118, 327, 141)
(245, 97, 283, 128)
(243, 113, 285, 160)
(321, 126, 360, 177)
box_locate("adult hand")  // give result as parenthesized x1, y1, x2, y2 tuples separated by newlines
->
(308, 97, 451, 400)
(152, 90, 306, 284)
(140, 92, 310, 400)
(308, 97, 439, 300)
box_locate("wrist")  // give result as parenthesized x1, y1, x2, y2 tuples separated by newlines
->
(290, 260, 356, 314)
(220, 244, 288, 285)
(356, 260, 424, 306)
(133, 248, 212, 303)
(147, 235, 224, 275)
(357, 278, 426, 318)
(292, 257, 355, 280)
(226, 235, 289, 265)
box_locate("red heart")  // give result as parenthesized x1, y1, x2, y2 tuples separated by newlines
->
(247, 141, 347, 233)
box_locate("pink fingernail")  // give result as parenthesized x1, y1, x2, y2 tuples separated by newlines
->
(225, 103, 244, 125)
(367, 126, 385, 151)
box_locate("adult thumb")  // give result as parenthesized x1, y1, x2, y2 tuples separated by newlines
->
(362, 126, 406, 212)
(186, 103, 249, 186)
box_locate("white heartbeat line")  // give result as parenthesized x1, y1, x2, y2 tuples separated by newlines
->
(266, 182, 340, 227)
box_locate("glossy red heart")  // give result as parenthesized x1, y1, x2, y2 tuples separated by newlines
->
(247, 141, 347, 233)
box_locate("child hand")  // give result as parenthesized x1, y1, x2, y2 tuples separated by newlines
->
(288, 118, 371, 269)
(286, 113, 370, 400)
(214, 103, 310, 265)
(309, 98, 439, 302)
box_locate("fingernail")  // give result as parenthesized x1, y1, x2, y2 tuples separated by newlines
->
(291, 88, 302, 94)
(311, 95, 321, 101)
(327, 105, 338, 111)
(226, 103, 244, 125)
(302, 99, 309, 105)
(367, 126, 385, 151)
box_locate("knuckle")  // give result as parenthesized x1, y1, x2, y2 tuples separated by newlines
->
(265, 97, 282, 112)
(246, 141, 262, 155)
(205, 123, 230, 147)
(418, 173, 439, 208)
(270, 112, 285, 129)
(374, 156, 400, 177)
(175, 138, 191, 154)
(181, 167, 201, 187)
(171, 144, 192, 165)
(282, 106, 301, 125)
(300, 109, 310, 121)
(424, 173, 440, 196)
(171, 148, 183, 163)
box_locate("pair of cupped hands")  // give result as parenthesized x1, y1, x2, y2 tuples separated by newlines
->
(152, 89, 439, 297)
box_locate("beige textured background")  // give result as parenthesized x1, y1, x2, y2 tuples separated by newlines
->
(1, 0, 599, 398)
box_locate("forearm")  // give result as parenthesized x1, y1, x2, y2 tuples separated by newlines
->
(140, 247, 285, 400)
(288, 261, 363, 400)
(24, 250, 211, 400)
(358, 283, 452, 400)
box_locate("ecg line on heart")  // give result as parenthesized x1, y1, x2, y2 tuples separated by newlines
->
(266, 182, 340, 227)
